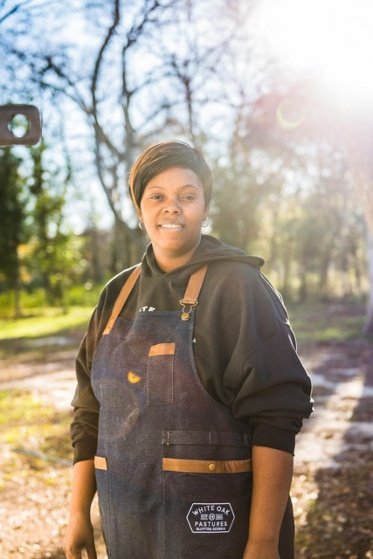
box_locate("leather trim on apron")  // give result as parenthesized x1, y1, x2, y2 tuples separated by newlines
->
(94, 455, 107, 470)
(162, 457, 252, 474)
(149, 342, 176, 356)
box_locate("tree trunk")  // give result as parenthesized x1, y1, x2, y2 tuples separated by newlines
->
(298, 269, 308, 302)
(318, 255, 330, 300)
(345, 129, 373, 334)
(111, 217, 145, 273)
(12, 260, 22, 318)
(281, 251, 292, 301)
(13, 284, 22, 319)
(363, 229, 373, 336)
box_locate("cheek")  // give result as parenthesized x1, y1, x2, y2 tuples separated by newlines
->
(139, 203, 152, 223)
(198, 204, 208, 222)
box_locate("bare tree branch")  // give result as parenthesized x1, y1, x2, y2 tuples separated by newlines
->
(91, 0, 120, 117)
(0, 0, 30, 24)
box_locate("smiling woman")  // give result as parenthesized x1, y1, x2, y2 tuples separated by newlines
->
(64, 141, 313, 559)
(253, 0, 373, 110)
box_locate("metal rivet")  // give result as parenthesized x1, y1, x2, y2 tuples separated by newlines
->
(208, 463, 216, 472)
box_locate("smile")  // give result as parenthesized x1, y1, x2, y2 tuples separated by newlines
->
(158, 223, 184, 229)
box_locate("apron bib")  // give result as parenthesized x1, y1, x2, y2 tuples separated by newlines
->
(91, 265, 293, 558)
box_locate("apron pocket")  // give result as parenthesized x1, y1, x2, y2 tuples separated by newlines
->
(147, 342, 175, 405)
(162, 431, 252, 559)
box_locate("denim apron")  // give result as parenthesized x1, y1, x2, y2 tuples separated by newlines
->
(91, 265, 294, 559)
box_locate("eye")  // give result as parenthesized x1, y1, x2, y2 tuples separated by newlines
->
(182, 193, 196, 201)
(149, 193, 163, 201)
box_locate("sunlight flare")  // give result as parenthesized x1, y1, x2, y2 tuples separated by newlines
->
(253, 0, 373, 110)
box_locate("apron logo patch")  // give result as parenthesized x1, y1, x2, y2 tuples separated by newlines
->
(186, 503, 235, 534)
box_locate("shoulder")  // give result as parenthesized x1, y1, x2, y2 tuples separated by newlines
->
(205, 259, 267, 295)
(97, 264, 141, 311)
(204, 260, 289, 324)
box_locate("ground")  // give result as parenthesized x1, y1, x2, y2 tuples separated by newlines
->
(0, 302, 372, 558)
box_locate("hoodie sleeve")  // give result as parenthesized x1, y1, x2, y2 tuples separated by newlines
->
(194, 262, 313, 455)
(232, 324, 313, 454)
(70, 307, 100, 464)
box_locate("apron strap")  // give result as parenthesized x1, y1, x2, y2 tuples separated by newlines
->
(103, 265, 141, 335)
(179, 264, 208, 321)
(103, 263, 208, 334)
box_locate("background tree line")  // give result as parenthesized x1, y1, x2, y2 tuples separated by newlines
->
(0, 0, 372, 333)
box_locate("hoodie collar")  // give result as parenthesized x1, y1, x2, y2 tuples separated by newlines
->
(141, 235, 264, 278)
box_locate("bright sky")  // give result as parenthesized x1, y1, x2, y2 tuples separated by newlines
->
(252, 0, 373, 111)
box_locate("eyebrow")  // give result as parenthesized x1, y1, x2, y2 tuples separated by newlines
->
(146, 183, 201, 190)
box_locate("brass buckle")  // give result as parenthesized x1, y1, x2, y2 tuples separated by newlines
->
(179, 301, 197, 321)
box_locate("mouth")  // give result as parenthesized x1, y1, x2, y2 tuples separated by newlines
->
(157, 223, 184, 230)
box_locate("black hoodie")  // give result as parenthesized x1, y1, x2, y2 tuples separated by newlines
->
(71, 235, 313, 463)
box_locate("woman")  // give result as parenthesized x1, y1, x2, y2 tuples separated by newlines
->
(64, 141, 313, 559)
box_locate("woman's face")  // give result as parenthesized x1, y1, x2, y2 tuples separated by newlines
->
(139, 166, 208, 272)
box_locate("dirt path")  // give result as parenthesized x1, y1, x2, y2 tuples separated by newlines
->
(293, 340, 373, 558)
(0, 334, 372, 558)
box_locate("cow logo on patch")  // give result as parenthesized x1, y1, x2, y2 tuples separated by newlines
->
(186, 503, 235, 534)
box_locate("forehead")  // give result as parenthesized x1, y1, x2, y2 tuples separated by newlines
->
(145, 166, 203, 189)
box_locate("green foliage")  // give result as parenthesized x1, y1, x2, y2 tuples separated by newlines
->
(0, 2, 370, 311)
(0, 288, 47, 314)
(0, 307, 92, 340)
(65, 282, 104, 307)
(0, 147, 28, 309)
(0, 142, 93, 317)
(26, 143, 72, 306)
(0, 280, 104, 317)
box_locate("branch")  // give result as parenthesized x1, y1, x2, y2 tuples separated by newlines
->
(124, 0, 162, 51)
(0, 0, 30, 24)
(42, 55, 90, 110)
(0, 0, 65, 25)
(136, 100, 174, 132)
(91, 0, 120, 116)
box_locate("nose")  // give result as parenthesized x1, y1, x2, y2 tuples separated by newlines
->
(162, 198, 181, 214)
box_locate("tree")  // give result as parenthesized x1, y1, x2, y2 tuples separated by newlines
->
(338, 111, 373, 335)
(2, 0, 262, 270)
(349, 161, 373, 335)
(28, 142, 72, 308)
(0, 147, 28, 316)
(33, 0, 183, 270)
(1, 0, 370, 320)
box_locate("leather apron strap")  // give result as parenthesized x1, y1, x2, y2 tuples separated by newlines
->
(103, 265, 141, 335)
(179, 264, 208, 321)
(103, 264, 208, 335)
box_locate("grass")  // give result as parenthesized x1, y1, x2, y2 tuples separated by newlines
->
(0, 389, 73, 487)
(0, 306, 92, 340)
(0, 284, 104, 314)
(0, 299, 367, 344)
(287, 301, 366, 346)
(0, 307, 84, 483)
